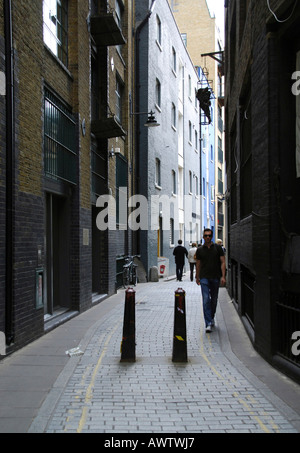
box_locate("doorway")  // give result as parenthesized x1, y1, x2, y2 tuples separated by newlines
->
(45, 193, 71, 318)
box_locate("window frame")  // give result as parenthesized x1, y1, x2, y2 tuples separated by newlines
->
(43, 0, 68, 67)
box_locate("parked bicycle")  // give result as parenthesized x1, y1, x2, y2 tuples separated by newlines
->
(122, 255, 140, 288)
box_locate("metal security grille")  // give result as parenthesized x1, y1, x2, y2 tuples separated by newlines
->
(44, 88, 77, 184)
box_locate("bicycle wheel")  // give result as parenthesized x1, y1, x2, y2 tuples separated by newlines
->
(123, 267, 130, 288)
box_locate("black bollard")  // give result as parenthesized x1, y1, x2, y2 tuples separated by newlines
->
(172, 288, 188, 362)
(120, 287, 136, 362)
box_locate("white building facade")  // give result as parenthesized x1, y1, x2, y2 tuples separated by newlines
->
(135, 0, 202, 278)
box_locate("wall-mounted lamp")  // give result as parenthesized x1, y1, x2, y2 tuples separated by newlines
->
(144, 110, 160, 127)
(131, 110, 160, 127)
(109, 146, 121, 158)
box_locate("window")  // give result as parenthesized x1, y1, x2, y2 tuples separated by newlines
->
(171, 103, 176, 128)
(155, 158, 161, 187)
(189, 171, 193, 193)
(172, 170, 176, 194)
(181, 33, 187, 47)
(44, 87, 76, 184)
(188, 121, 192, 143)
(115, 0, 122, 28)
(170, 218, 175, 246)
(195, 176, 199, 196)
(116, 154, 128, 227)
(188, 75, 192, 98)
(115, 0, 124, 54)
(211, 185, 215, 203)
(172, 47, 176, 73)
(195, 130, 198, 151)
(156, 15, 162, 46)
(115, 74, 124, 123)
(43, 0, 68, 66)
(218, 167, 223, 194)
(156, 78, 161, 108)
(218, 137, 223, 163)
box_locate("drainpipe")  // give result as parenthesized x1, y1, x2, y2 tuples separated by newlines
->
(4, 0, 14, 346)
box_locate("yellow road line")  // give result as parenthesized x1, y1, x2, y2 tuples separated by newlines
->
(76, 320, 122, 433)
(199, 329, 271, 433)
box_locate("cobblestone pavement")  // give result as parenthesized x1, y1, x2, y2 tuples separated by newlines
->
(29, 277, 299, 434)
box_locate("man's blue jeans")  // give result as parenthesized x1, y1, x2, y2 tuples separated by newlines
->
(200, 278, 220, 327)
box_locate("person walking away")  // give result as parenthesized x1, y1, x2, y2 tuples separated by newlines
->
(173, 239, 188, 282)
(188, 242, 198, 281)
(196, 229, 226, 332)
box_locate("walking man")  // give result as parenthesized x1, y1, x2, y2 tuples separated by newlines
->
(173, 239, 188, 282)
(188, 242, 198, 281)
(196, 229, 226, 332)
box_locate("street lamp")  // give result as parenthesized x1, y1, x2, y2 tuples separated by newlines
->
(130, 110, 160, 127)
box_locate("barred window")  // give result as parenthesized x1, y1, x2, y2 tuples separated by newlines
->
(44, 88, 76, 184)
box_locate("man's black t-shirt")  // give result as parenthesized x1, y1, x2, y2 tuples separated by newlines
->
(196, 243, 224, 279)
(173, 245, 188, 265)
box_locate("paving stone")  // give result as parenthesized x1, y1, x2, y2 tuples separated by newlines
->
(26, 279, 299, 434)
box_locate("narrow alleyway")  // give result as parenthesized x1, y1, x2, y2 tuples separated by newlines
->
(22, 276, 300, 434)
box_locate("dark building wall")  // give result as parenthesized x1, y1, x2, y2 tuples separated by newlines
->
(6, 0, 45, 349)
(0, 0, 94, 353)
(225, 0, 300, 382)
(0, 0, 134, 356)
(0, 32, 6, 337)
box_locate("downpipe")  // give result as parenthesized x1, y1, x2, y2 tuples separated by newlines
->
(4, 0, 14, 346)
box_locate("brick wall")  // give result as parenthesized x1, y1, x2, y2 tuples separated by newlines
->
(0, 32, 6, 336)
(225, 0, 300, 378)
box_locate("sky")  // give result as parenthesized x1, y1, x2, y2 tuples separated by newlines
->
(206, 0, 225, 40)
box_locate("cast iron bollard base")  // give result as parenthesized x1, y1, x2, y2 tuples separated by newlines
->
(172, 288, 188, 362)
(120, 287, 136, 362)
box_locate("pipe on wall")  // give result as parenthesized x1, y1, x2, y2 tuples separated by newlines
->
(4, 0, 14, 346)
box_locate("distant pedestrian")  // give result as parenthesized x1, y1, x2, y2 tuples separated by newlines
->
(196, 228, 226, 333)
(188, 242, 198, 281)
(216, 238, 226, 254)
(173, 239, 188, 282)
